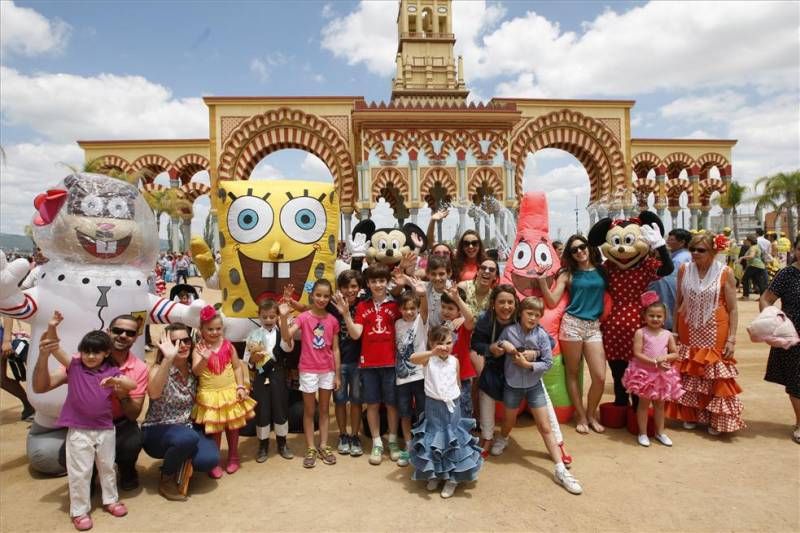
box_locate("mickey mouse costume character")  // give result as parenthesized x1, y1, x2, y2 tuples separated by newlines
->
(346, 219, 427, 273)
(588, 211, 674, 410)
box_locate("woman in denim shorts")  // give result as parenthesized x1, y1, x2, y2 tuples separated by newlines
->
(538, 235, 608, 435)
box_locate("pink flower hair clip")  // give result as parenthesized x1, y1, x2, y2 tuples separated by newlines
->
(199, 305, 217, 323)
(641, 290, 660, 308)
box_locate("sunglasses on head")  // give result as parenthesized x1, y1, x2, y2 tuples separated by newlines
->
(689, 247, 708, 253)
(479, 265, 497, 273)
(110, 326, 137, 337)
(570, 243, 588, 254)
(463, 240, 480, 248)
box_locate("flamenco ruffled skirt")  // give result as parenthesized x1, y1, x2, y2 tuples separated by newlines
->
(192, 378, 256, 434)
(666, 344, 745, 433)
(409, 398, 483, 483)
(622, 359, 685, 401)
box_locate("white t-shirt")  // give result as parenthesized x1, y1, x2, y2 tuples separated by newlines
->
(394, 315, 426, 385)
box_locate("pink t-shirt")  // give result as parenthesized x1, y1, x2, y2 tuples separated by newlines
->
(110, 352, 149, 420)
(295, 311, 340, 373)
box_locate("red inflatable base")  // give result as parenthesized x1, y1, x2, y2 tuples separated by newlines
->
(626, 406, 656, 437)
(553, 406, 575, 424)
(599, 402, 627, 428)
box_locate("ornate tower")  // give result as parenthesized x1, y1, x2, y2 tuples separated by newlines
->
(391, 0, 469, 105)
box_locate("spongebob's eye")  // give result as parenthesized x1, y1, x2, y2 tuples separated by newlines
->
(81, 194, 104, 216)
(624, 233, 636, 246)
(280, 197, 326, 244)
(227, 196, 273, 244)
(512, 241, 532, 270)
(533, 242, 553, 270)
(106, 198, 130, 219)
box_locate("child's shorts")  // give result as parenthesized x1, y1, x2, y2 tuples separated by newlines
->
(334, 362, 362, 405)
(559, 313, 603, 343)
(503, 381, 547, 409)
(396, 379, 425, 418)
(299, 371, 335, 393)
(360, 367, 397, 405)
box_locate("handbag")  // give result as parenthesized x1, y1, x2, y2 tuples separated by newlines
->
(747, 305, 800, 349)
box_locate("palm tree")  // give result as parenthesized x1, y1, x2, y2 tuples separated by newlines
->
(751, 170, 800, 241)
(718, 180, 747, 241)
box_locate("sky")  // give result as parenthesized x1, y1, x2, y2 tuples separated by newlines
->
(1, 0, 798, 243)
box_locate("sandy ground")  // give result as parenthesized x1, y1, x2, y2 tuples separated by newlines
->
(1, 283, 798, 533)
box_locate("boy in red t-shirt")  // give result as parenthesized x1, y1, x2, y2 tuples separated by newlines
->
(440, 286, 476, 419)
(335, 265, 401, 466)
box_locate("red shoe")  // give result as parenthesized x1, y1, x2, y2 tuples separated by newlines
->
(104, 502, 127, 518)
(72, 515, 93, 531)
(225, 459, 240, 474)
(480, 449, 489, 459)
(208, 466, 224, 479)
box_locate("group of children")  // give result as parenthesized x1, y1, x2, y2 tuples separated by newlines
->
(47, 258, 633, 528)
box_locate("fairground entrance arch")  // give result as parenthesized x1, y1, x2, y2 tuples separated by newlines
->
(78, 0, 736, 252)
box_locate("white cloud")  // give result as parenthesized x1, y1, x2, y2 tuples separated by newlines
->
(321, 3, 335, 19)
(249, 52, 289, 83)
(0, 1, 71, 57)
(250, 162, 285, 181)
(0, 66, 208, 142)
(320, 1, 397, 76)
(680, 129, 714, 139)
(300, 154, 332, 180)
(0, 143, 84, 234)
(660, 91, 748, 123)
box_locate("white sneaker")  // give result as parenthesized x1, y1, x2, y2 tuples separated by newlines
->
(655, 433, 673, 447)
(682, 422, 697, 430)
(707, 427, 721, 436)
(554, 467, 583, 495)
(490, 436, 508, 456)
(440, 480, 458, 499)
(426, 479, 440, 491)
(637, 434, 651, 447)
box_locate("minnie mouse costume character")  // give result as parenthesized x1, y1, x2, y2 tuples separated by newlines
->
(588, 211, 674, 407)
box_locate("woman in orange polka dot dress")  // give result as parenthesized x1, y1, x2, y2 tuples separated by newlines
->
(588, 213, 674, 407)
(666, 232, 743, 434)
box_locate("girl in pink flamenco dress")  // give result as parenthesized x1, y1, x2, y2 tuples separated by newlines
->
(623, 292, 684, 447)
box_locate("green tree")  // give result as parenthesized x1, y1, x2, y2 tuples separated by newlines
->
(718, 180, 747, 241)
(751, 170, 800, 241)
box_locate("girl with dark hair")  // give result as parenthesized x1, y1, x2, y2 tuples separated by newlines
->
(470, 284, 518, 456)
(143, 323, 220, 500)
(453, 230, 487, 282)
(537, 234, 608, 435)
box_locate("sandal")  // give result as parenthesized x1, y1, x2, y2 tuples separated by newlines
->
(318, 446, 337, 465)
(104, 502, 127, 517)
(303, 447, 317, 468)
(588, 419, 606, 433)
(72, 515, 93, 531)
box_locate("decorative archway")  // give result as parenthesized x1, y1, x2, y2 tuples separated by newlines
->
(131, 154, 173, 183)
(510, 109, 626, 203)
(98, 155, 132, 175)
(468, 167, 503, 204)
(420, 167, 456, 209)
(697, 152, 729, 179)
(631, 151, 661, 179)
(372, 167, 409, 204)
(173, 153, 210, 184)
(217, 107, 356, 209)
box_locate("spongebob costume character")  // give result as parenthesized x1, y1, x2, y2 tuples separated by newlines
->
(192, 180, 339, 342)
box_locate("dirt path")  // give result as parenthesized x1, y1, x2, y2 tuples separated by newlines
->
(1, 291, 798, 532)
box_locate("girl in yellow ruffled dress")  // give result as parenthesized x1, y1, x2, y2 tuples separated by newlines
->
(192, 306, 256, 478)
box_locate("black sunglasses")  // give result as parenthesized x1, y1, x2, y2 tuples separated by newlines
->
(689, 247, 708, 253)
(110, 326, 137, 337)
(173, 337, 192, 345)
(463, 240, 480, 248)
(570, 243, 588, 254)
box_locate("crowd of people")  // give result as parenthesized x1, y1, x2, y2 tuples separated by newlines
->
(2, 223, 799, 531)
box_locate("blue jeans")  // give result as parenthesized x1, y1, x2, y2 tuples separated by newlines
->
(360, 367, 397, 405)
(397, 380, 425, 419)
(334, 362, 362, 405)
(142, 424, 219, 475)
(503, 381, 547, 410)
